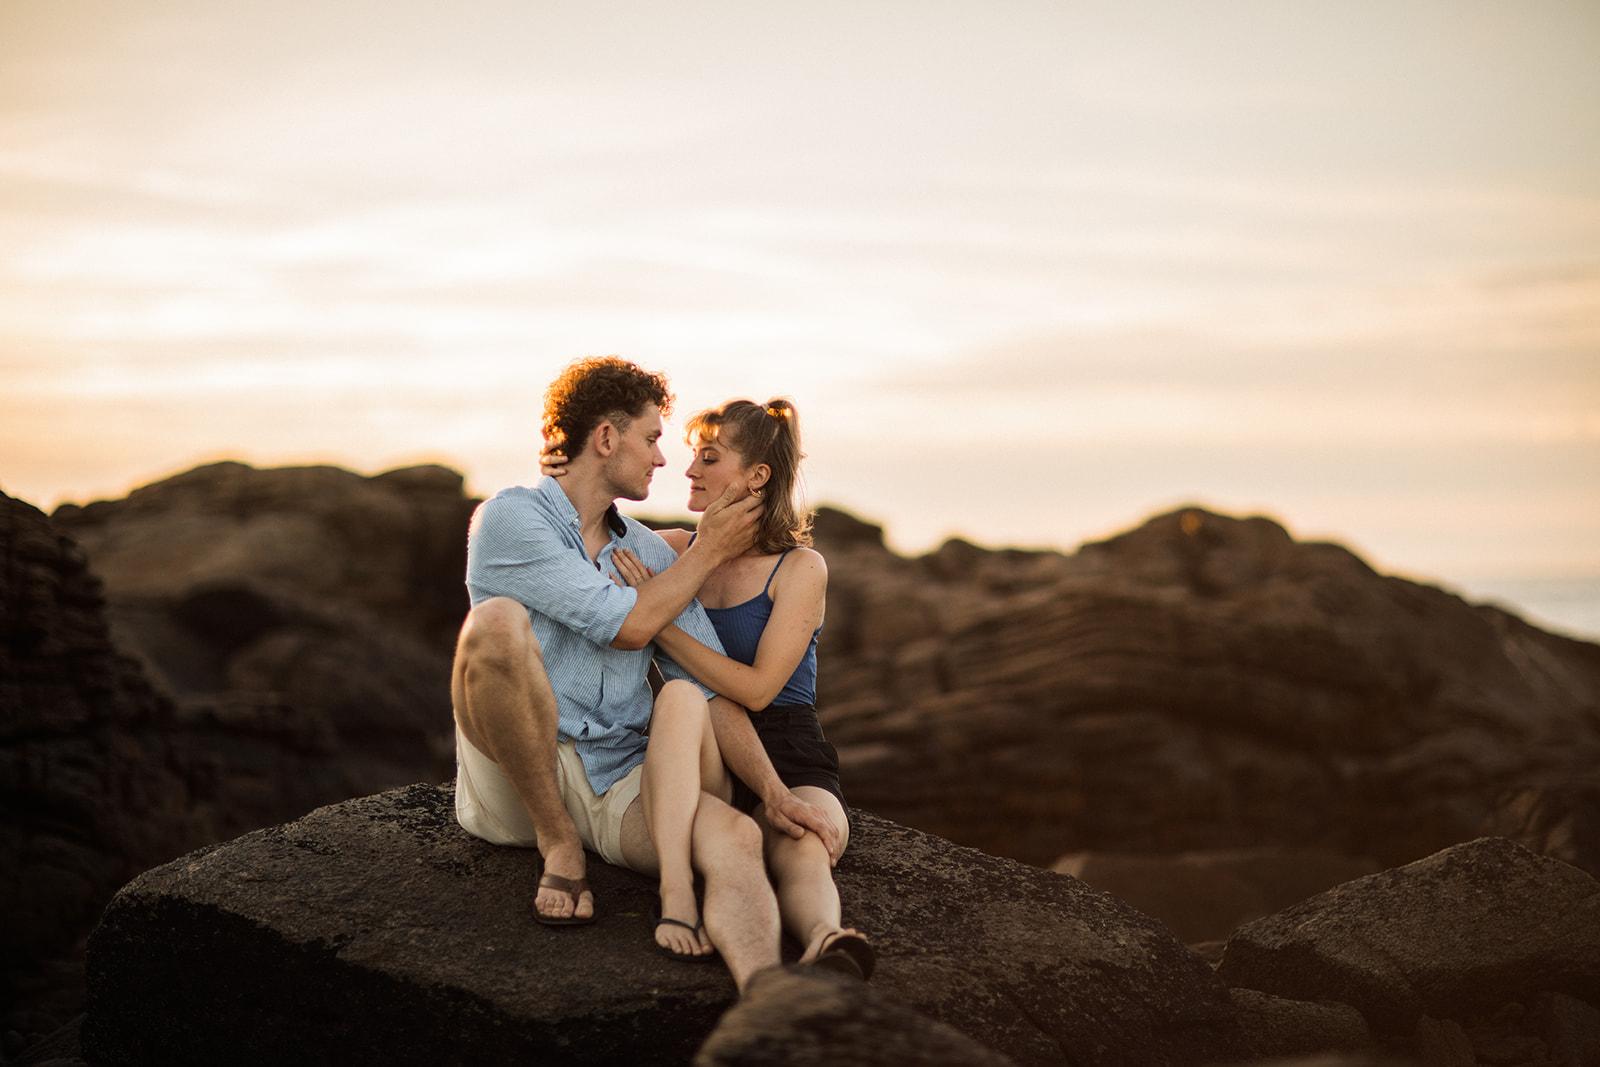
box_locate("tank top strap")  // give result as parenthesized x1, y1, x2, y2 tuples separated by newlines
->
(762, 550, 792, 596)
(686, 531, 697, 548)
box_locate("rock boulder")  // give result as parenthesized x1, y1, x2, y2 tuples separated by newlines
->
(1216, 837, 1600, 1037)
(85, 785, 1244, 1066)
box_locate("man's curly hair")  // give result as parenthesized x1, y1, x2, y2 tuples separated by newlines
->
(542, 356, 673, 455)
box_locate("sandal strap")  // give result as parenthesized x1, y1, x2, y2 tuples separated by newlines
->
(655, 916, 699, 933)
(538, 872, 590, 898)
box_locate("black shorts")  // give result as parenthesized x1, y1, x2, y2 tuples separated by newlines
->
(728, 704, 847, 818)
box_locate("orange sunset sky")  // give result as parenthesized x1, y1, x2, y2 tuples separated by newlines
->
(2, 2, 1598, 633)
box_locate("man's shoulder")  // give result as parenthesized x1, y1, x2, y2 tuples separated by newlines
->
(617, 514, 670, 544)
(471, 486, 558, 538)
(617, 516, 680, 564)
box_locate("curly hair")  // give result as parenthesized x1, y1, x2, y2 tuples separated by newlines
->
(542, 356, 673, 455)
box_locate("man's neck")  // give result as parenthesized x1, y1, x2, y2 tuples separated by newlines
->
(553, 470, 618, 540)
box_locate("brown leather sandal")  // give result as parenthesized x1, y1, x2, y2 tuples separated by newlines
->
(533, 872, 594, 926)
(812, 930, 875, 981)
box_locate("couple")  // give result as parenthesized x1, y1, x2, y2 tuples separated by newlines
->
(449, 355, 872, 992)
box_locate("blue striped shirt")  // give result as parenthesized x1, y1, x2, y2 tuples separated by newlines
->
(465, 477, 723, 794)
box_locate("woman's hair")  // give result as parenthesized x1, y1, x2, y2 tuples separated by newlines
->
(686, 398, 812, 554)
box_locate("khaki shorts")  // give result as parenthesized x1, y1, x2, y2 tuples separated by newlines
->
(454, 726, 644, 869)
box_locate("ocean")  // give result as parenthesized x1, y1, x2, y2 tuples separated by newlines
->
(1445, 575, 1600, 645)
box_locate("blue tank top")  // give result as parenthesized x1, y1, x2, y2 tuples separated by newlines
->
(698, 548, 820, 707)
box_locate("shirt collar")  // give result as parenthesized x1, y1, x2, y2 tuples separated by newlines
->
(535, 476, 626, 537)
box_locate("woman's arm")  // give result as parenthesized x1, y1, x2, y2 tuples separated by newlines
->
(614, 547, 826, 711)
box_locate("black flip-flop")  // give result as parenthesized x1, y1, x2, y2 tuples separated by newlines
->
(812, 930, 875, 981)
(533, 872, 594, 926)
(654, 914, 718, 963)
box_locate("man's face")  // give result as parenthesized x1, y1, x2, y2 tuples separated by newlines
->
(606, 403, 666, 502)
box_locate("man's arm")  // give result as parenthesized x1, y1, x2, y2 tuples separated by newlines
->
(610, 486, 762, 650)
(709, 697, 842, 863)
(469, 494, 637, 646)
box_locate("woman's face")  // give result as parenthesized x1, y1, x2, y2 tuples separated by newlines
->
(684, 432, 754, 513)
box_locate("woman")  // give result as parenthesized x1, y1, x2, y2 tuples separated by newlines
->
(546, 398, 873, 979)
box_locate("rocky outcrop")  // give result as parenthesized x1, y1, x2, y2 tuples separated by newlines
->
(1217, 837, 1600, 1050)
(50, 461, 472, 798)
(695, 967, 1016, 1066)
(17, 464, 1600, 1060)
(44, 464, 1600, 881)
(3, 469, 466, 1050)
(1227, 988, 1372, 1061)
(816, 507, 1600, 874)
(84, 785, 1244, 1067)
(2, 490, 206, 1044)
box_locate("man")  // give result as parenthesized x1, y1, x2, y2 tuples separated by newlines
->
(449, 356, 837, 992)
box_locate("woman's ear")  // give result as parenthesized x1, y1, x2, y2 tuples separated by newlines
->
(748, 463, 771, 491)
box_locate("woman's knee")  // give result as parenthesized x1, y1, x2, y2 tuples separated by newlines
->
(653, 680, 709, 723)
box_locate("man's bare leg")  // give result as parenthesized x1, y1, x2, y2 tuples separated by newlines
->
(640, 681, 717, 957)
(757, 786, 861, 962)
(452, 597, 591, 921)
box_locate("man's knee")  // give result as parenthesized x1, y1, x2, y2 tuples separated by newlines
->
(701, 803, 764, 866)
(460, 597, 541, 666)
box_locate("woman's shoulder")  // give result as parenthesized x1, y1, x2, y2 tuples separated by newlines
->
(772, 546, 827, 590)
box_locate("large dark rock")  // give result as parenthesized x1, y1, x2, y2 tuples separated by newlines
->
(2, 477, 462, 1050)
(1216, 837, 1600, 1038)
(50, 461, 471, 796)
(814, 506, 1600, 874)
(695, 966, 1015, 1066)
(1228, 988, 1372, 1061)
(85, 785, 1244, 1066)
(1, 491, 207, 1043)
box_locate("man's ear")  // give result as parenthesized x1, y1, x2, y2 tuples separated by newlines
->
(749, 463, 771, 491)
(593, 421, 617, 457)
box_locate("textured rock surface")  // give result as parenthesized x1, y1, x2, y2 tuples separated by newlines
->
(1, 491, 208, 1043)
(16, 465, 1600, 1059)
(50, 461, 472, 795)
(3, 473, 470, 1048)
(1228, 988, 1372, 1061)
(51, 464, 1600, 880)
(1217, 837, 1600, 1037)
(818, 507, 1600, 872)
(85, 785, 1243, 1066)
(695, 966, 1016, 1066)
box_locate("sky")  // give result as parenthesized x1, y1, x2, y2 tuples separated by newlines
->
(2, 2, 1598, 632)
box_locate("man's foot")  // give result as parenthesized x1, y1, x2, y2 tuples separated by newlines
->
(655, 884, 713, 958)
(801, 926, 875, 981)
(534, 843, 593, 924)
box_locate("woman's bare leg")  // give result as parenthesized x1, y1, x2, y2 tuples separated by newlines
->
(640, 680, 716, 956)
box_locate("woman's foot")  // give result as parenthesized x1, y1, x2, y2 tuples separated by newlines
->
(801, 926, 875, 981)
(655, 883, 714, 959)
